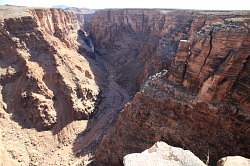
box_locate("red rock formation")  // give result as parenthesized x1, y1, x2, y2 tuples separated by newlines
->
(1, 7, 250, 166)
(0, 7, 100, 165)
(95, 12, 250, 166)
(84, 9, 194, 95)
(31, 9, 79, 47)
(170, 17, 250, 110)
(1, 9, 99, 130)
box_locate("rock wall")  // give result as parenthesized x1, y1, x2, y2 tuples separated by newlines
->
(31, 9, 79, 47)
(0, 8, 99, 131)
(1, 7, 250, 166)
(83, 9, 194, 95)
(95, 11, 250, 165)
(169, 15, 250, 112)
(0, 7, 103, 165)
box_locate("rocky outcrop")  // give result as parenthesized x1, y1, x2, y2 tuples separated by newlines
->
(125, 143, 250, 166)
(65, 7, 96, 30)
(169, 17, 250, 109)
(0, 8, 99, 130)
(123, 141, 206, 166)
(0, 6, 101, 165)
(95, 11, 250, 165)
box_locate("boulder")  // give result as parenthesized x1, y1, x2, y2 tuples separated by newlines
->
(217, 156, 250, 166)
(123, 142, 206, 166)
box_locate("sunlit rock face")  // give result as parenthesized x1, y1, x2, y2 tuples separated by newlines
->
(0, 7, 100, 165)
(0, 8, 99, 130)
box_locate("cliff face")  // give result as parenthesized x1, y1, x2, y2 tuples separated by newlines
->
(0, 8, 99, 130)
(84, 9, 194, 95)
(95, 12, 250, 165)
(0, 7, 100, 165)
(1, 7, 250, 166)
(169, 16, 250, 113)
(31, 9, 79, 47)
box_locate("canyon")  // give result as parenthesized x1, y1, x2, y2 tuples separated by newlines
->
(0, 5, 250, 166)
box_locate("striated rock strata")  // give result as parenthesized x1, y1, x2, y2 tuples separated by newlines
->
(0, 6, 100, 165)
(0, 8, 99, 130)
(83, 9, 194, 95)
(95, 11, 250, 165)
(1, 7, 250, 166)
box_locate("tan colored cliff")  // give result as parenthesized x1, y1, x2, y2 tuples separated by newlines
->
(31, 9, 79, 48)
(95, 12, 250, 165)
(0, 6, 99, 165)
(1, 8, 99, 130)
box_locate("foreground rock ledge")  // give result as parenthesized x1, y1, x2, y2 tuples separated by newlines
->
(123, 141, 206, 166)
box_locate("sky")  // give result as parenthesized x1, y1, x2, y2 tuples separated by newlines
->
(0, 0, 249, 10)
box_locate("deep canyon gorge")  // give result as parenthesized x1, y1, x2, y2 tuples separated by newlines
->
(0, 5, 250, 166)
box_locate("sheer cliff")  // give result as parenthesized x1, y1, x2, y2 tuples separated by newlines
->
(1, 6, 250, 166)
(94, 11, 250, 165)
(0, 7, 101, 165)
(83, 9, 194, 95)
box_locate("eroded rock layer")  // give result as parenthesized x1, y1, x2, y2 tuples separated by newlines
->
(1, 7, 250, 166)
(83, 9, 194, 95)
(0, 7, 100, 165)
(95, 11, 250, 165)
(0, 8, 99, 130)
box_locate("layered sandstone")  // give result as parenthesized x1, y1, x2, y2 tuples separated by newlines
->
(1, 7, 250, 166)
(0, 6, 100, 165)
(95, 11, 250, 165)
(170, 17, 250, 106)
(1, 8, 99, 130)
(83, 9, 194, 95)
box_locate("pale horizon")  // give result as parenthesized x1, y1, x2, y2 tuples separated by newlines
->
(0, 0, 249, 10)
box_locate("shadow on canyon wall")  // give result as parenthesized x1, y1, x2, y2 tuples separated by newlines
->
(1, 18, 75, 132)
(72, 30, 130, 162)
